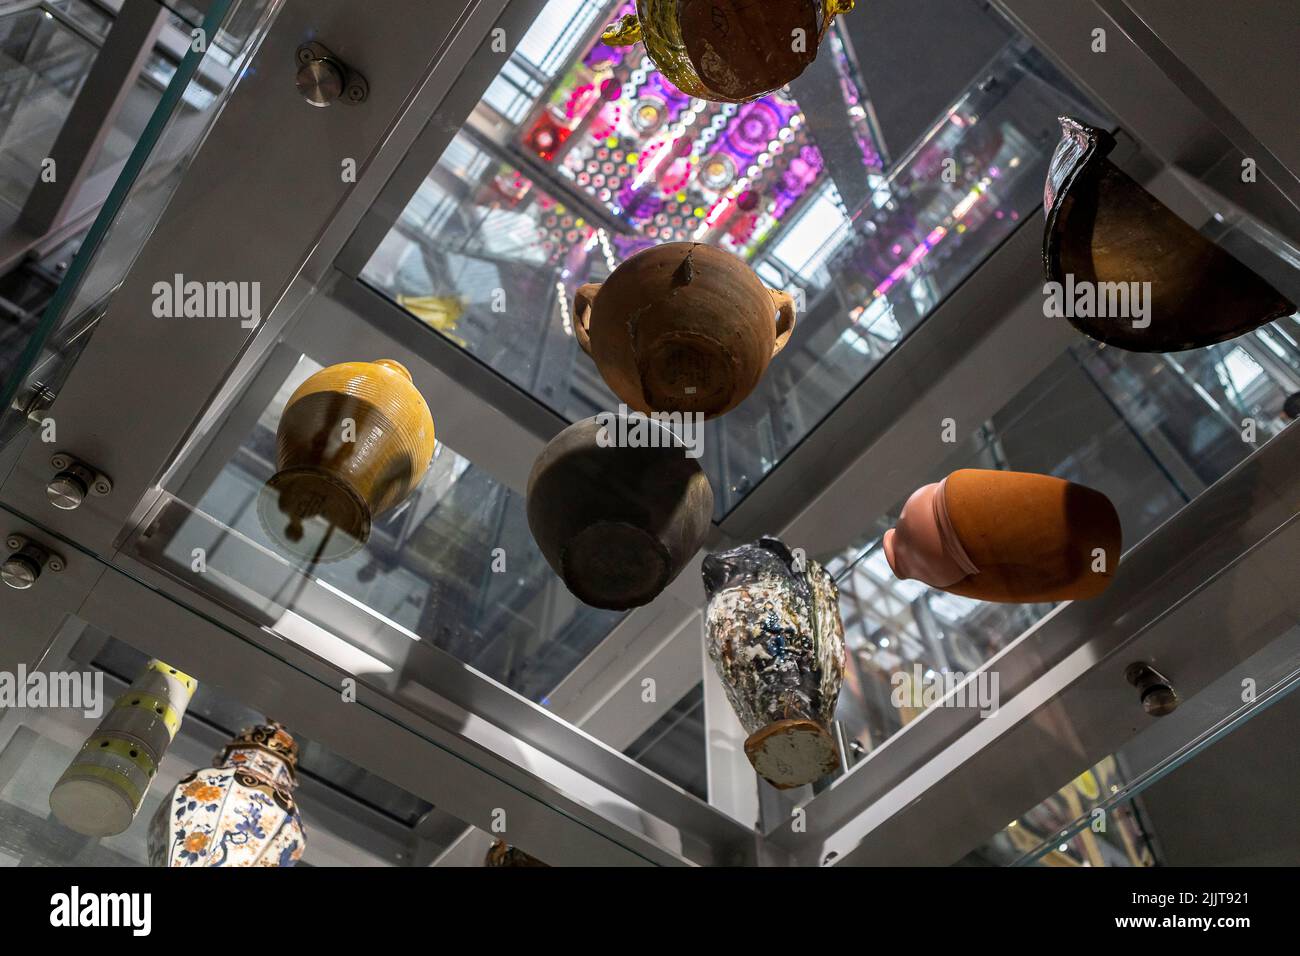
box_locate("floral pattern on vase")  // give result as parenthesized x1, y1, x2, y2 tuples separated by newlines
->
(148, 721, 305, 867)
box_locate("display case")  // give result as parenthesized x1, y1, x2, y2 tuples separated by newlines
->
(1, 0, 1298, 865)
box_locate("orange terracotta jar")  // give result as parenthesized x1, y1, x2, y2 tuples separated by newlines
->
(259, 359, 435, 562)
(884, 469, 1122, 603)
(575, 242, 795, 418)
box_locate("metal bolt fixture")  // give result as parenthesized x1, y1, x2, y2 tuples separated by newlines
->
(47, 454, 111, 511)
(295, 42, 367, 107)
(3, 534, 64, 590)
(1125, 662, 1179, 716)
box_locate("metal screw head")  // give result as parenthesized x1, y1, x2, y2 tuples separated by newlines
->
(47, 555, 65, 573)
(296, 56, 345, 107)
(5, 536, 21, 551)
(1, 554, 40, 590)
(50, 453, 70, 471)
(47, 471, 88, 510)
(1141, 685, 1179, 717)
(1125, 662, 1179, 716)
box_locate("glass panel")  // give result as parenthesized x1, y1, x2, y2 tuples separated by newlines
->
(825, 210, 1300, 770)
(139, 351, 625, 704)
(962, 623, 1300, 866)
(0, 621, 438, 866)
(624, 683, 706, 801)
(0, 6, 99, 214)
(0, 497, 671, 865)
(360, 1, 1107, 516)
(0, 0, 277, 456)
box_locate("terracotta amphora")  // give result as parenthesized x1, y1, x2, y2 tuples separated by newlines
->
(702, 536, 846, 789)
(1044, 117, 1294, 352)
(526, 414, 713, 611)
(574, 242, 795, 418)
(259, 359, 435, 562)
(884, 469, 1122, 604)
(602, 0, 855, 103)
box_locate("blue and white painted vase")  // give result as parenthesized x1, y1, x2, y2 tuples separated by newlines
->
(148, 721, 306, 867)
(702, 536, 845, 789)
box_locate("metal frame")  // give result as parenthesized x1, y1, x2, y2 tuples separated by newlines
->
(1, 0, 1298, 867)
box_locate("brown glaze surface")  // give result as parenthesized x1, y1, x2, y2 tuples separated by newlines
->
(574, 242, 795, 418)
(260, 359, 435, 561)
(1044, 117, 1295, 352)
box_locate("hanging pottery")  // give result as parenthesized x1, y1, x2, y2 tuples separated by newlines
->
(602, 0, 855, 103)
(148, 721, 305, 867)
(258, 358, 436, 562)
(49, 659, 196, 837)
(884, 469, 1122, 604)
(701, 536, 845, 789)
(484, 840, 548, 867)
(574, 242, 796, 418)
(527, 415, 713, 610)
(1044, 116, 1294, 352)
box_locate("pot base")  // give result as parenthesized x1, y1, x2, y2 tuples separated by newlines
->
(560, 521, 672, 611)
(257, 467, 372, 563)
(744, 718, 839, 789)
(638, 330, 737, 417)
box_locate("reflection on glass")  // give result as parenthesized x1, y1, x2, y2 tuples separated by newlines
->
(963, 625, 1300, 866)
(828, 300, 1300, 765)
(1, 0, 273, 457)
(151, 355, 624, 704)
(362, 0, 1103, 516)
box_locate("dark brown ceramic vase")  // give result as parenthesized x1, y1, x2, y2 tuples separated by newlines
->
(259, 359, 436, 562)
(526, 415, 713, 610)
(1044, 117, 1295, 352)
(602, 0, 855, 103)
(574, 242, 795, 418)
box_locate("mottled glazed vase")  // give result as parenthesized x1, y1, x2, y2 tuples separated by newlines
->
(527, 415, 713, 610)
(259, 358, 436, 562)
(702, 536, 845, 789)
(148, 722, 305, 867)
(603, 0, 855, 103)
(484, 840, 548, 867)
(575, 242, 795, 418)
(49, 660, 196, 837)
(884, 469, 1122, 603)
(1044, 116, 1295, 352)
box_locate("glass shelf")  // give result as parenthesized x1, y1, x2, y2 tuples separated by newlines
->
(360, 0, 1106, 517)
(823, 209, 1300, 776)
(964, 622, 1300, 867)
